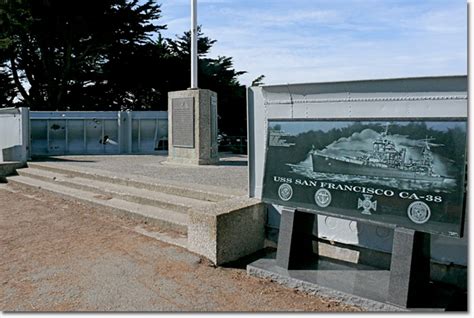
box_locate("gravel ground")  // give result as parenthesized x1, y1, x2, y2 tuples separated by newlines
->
(33, 153, 248, 194)
(0, 183, 361, 312)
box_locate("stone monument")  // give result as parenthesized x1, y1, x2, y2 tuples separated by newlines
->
(167, 89, 219, 165)
(167, 1, 219, 165)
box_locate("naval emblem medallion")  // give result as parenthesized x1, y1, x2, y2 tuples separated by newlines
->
(358, 194, 377, 215)
(314, 189, 332, 208)
(278, 183, 293, 201)
(407, 201, 431, 224)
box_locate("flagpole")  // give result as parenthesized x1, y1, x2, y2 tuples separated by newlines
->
(191, 0, 198, 89)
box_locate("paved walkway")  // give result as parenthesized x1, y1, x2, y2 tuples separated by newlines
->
(0, 184, 360, 312)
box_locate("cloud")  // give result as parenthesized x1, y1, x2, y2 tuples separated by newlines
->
(159, 0, 467, 86)
(215, 8, 342, 27)
(160, 17, 189, 33)
(319, 127, 451, 176)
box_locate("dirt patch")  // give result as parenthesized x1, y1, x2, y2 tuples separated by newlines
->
(0, 183, 361, 312)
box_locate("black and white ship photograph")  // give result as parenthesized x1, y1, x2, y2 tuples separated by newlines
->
(288, 121, 463, 192)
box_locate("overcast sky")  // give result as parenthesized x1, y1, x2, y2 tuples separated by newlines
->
(158, 0, 467, 86)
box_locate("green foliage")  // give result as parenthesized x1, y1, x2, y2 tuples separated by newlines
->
(0, 65, 15, 107)
(0, 0, 166, 110)
(161, 29, 247, 134)
(166, 26, 215, 58)
(0, 0, 249, 135)
(251, 75, 265, 86)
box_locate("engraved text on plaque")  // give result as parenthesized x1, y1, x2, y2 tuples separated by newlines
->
(172, 97, 195, 148)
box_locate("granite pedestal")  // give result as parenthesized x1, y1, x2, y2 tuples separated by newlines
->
(248, 208, 457, 311)
(167, 89, 219, 165)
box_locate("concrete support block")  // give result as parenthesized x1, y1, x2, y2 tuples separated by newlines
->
(276, 209, 316, 269)
(0, 162, 26, 177)
(388, 228, 431, 308)
(188, 197, 266, 265)
(2, 146, 23, 162)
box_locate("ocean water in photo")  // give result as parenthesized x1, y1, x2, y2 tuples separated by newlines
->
(287, 159, 456, 193)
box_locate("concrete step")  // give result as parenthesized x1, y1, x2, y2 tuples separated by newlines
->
(27, 162, 231, 202)
(7, 175, 189, 236)
(18, 167, 211, 213)
(132, 225, 187, 249)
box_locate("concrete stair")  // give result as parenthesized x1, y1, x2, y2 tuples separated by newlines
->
(26, 162, 231, 202)
(16, 168, 210, 212)
(5, 163, 230, 248)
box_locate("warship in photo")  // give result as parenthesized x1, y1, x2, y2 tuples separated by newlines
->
(310, 126, 454, 182)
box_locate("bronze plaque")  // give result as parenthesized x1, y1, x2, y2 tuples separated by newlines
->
(172, 97, 194, 148)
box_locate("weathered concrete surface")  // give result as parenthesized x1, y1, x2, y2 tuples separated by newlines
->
(7, 174, 189, 235)
(188, 197, 266, 265)
(8, 155, 263, 265)
(0, 185, 361, 312)
(0, 162, 24, 177)
(29, 153, 247, 195)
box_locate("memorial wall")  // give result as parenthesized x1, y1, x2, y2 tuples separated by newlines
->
(247, 76, 468, 268)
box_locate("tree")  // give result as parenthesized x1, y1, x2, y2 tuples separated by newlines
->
(251, 75, 265, 86)
(0, 0, 165, 110)
(0, 1, 250, 135)
(164, 29, 247, 135)
(0, 65, 16, 107)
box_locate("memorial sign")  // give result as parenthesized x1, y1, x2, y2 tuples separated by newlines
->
(172, 97, 195, 148)
(262, 119, 467, 237)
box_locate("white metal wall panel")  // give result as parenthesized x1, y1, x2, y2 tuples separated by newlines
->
(30, 119, 48, 155)
(85, 119, 104, 154)
(0, 107, 29, 162)
(139, 120, 156, 152)
(48, 120, 66, 154)
(131, 118, 140, 153)
(130, 111, 168, 153)
(68, 120, 86, 154)
(247, 76, 468, 266)
(30, 111, 168, 156)
(103, 120, 119, 154)
(157, 119, 168, 144)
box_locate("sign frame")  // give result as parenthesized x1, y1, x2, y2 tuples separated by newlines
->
(262, 117, 467, 238)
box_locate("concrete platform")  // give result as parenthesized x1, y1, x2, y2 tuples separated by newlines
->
(7, 153, 265, 265)
(30, 152, 248, 196)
